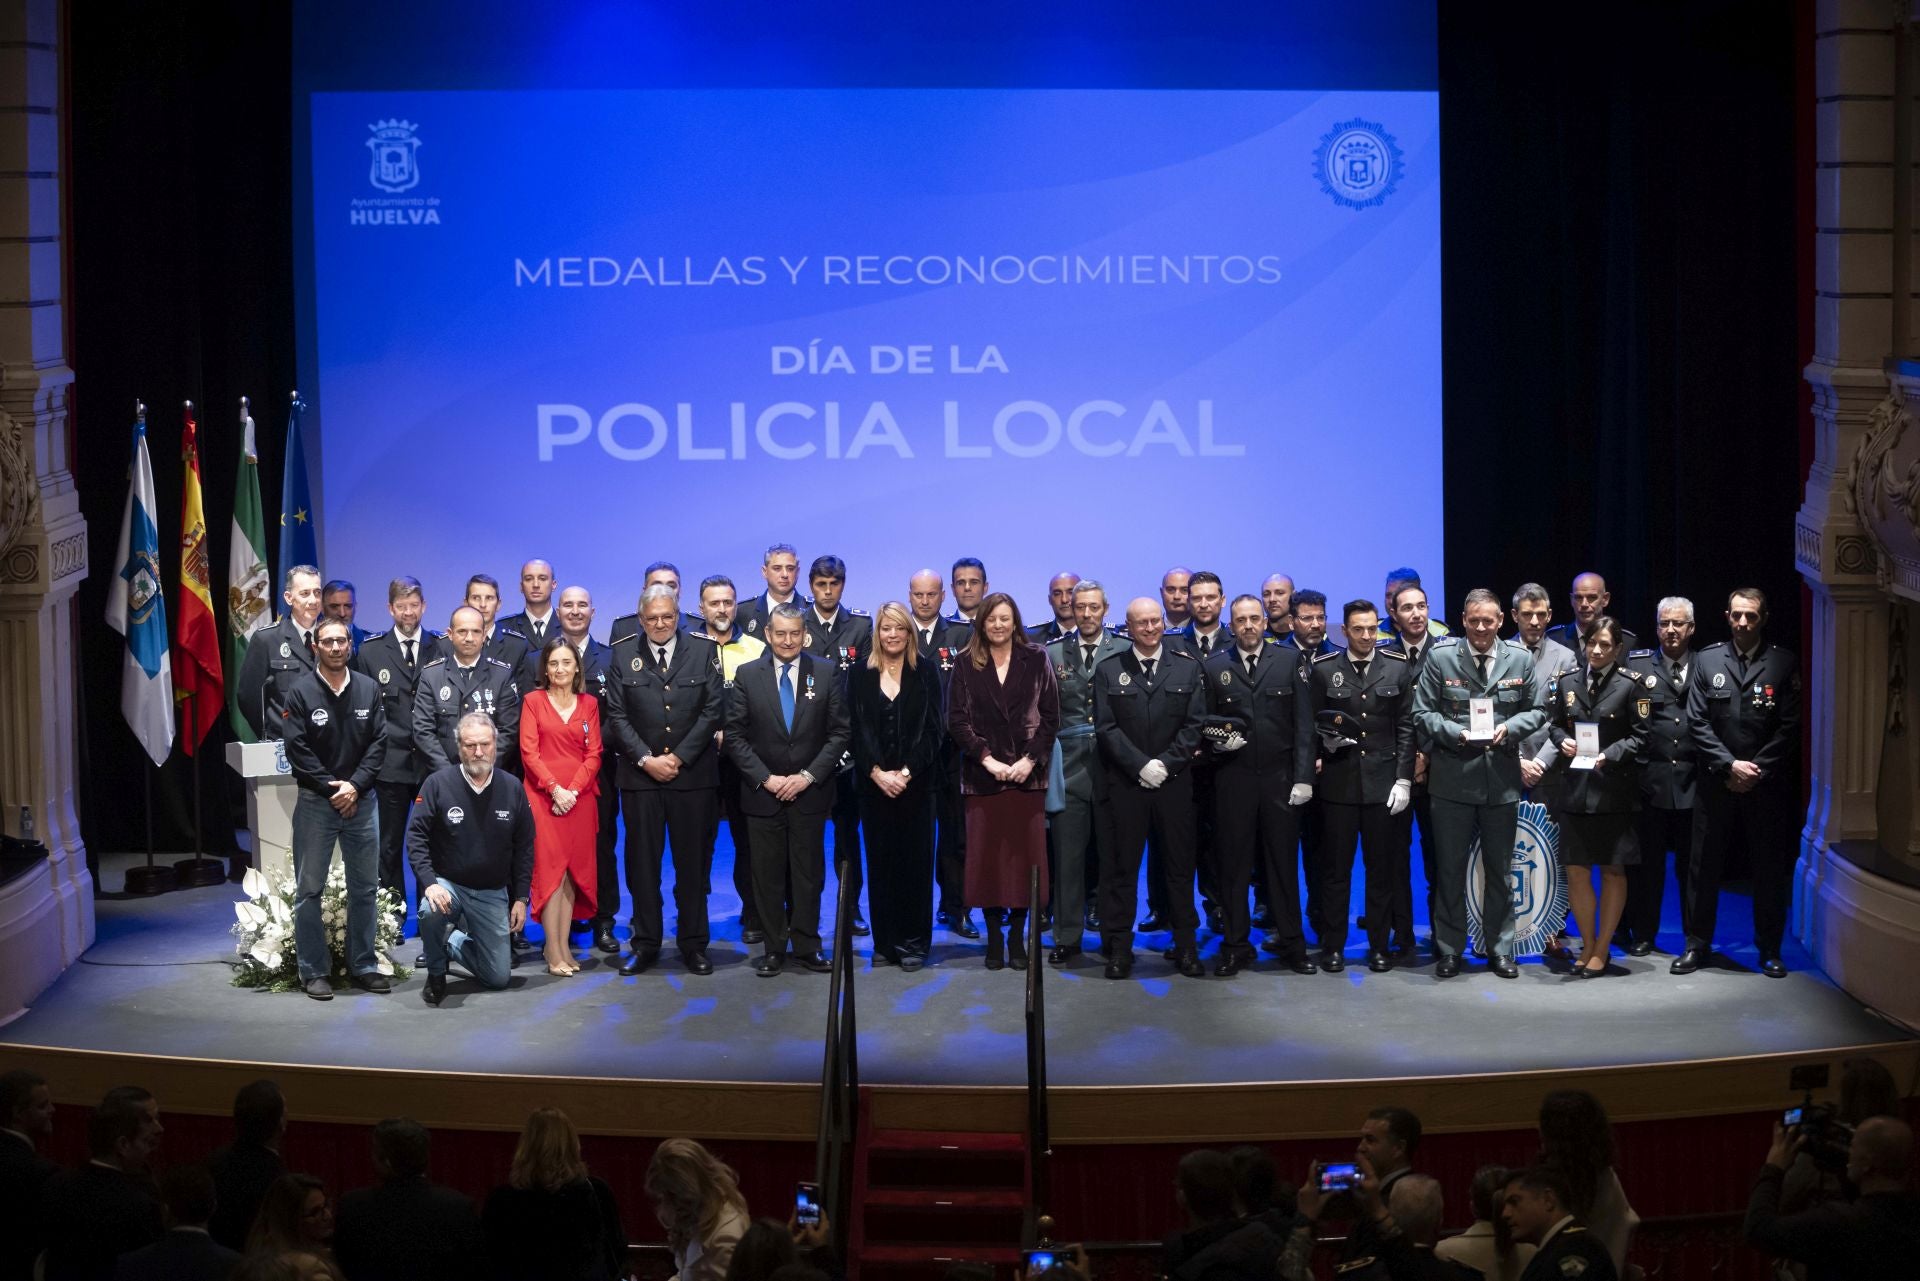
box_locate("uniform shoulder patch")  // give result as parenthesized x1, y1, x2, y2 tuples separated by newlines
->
(846, 607, 869, 617)
(1431, 635, 1459, 648)
(1627, 648, 1655, 659)
(1313, 649, 1342, 663)
(610, 633, 638, 648)
(1262, 636, 1281, 646)
(1429, 619, 1452, 634)
(1501, 637, 1530, 651)
(1699, 640, 1727, 651)
(1167, 648, 1198, 661)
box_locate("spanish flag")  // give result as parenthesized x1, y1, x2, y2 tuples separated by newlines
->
(175, 402, 224, 753)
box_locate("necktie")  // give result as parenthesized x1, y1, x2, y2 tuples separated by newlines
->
(656, 645, 668, 672)
(780, 663, 796, 731)
(403, 638, 415, 667)
(1142, 658, 1157, 683)
(1670, 658, 1684, 685)
(1475, 652, 1490, 682)
(1736, 650, 1751, 683)
(1198, 634, 1212, 657)
(1589, 668, 1600, 697)
(1083, 643, 1097, 673)
(922, 629, 934, 650)
(1355, 660, 1368, 683)
(1245, 652, 1258, 679)
(302, 629, 313, 650)
(530, 619, 543, 643)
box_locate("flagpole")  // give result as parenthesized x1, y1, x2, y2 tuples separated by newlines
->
(122, 398, 176, 898)
(171, 397, 227, 889)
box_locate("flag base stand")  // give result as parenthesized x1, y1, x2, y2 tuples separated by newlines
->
(172, 857, 226, 887)
(123, 863, 177, 895)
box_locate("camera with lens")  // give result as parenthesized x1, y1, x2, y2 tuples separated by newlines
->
(1783, 1099, 1853, 1173)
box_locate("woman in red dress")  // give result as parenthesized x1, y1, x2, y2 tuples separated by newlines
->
(946, 592, 1059, 970)
(520, 635, 603, 976)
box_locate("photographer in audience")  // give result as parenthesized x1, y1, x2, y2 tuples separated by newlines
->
(1744, 1114, 1920, 1281)
(1776, 1056, 1900, 1220)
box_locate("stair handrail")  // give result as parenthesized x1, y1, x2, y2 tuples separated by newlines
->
(815, 855, 860, 1258)
(1023, 865, 1050, 1242)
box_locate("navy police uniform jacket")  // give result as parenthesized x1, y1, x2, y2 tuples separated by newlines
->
(411, 655, 521, 773)
(350, 628, 441, 785)
(1204, 640, 1308, 783)
(1546, 663, 1649, 814)
(1686, 639, 1800, 789)
(1623, 647, 1697, 809)
(1091, 648, 1206, 784)
(601, 631, 724, 791)
(1300, 647, 1415, 804)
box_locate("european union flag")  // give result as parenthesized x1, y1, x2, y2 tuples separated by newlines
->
(277, 392, 318, 600)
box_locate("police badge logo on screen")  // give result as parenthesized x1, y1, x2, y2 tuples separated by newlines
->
(1314, 118, 1404, 210)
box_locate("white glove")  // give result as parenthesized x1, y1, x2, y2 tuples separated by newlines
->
(1388, 779, 1412, 815)
(1138, 759, 1169, 789)
(1220, 732, 1247, 752)
(1288, 783, 1313, 807)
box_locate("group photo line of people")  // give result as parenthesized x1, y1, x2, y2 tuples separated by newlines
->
(237, 548, 1800, 1002)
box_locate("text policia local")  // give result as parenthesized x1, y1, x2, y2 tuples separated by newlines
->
(537, 340, 1247, 463)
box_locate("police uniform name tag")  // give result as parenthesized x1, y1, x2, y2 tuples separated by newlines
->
(1570, 721, 1601, 770)
(1467, 696, 1495, 740)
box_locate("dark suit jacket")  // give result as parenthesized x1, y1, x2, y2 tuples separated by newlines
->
(734, 591, 808, 640)
(1625, 647, 1696, 809)
(236, 616, 317, 739)
(110, 1229, 239, 1281)
(725, 651, 851, 816)
(205, 1142, 282, 1252)
(1687, 639, 1800, 786)
(333, 1176, 483, 1281)
(1301, 647, 1417, 804)
(849, 662, 943, 779)
(350, 629, 440, 783)
(1547, 663, 1649, 814)
(411, 656, 521, 773)
(602, 632, 724, 790)
(1, 1132, 58, 1281)
(1092, 648, 1206, 783)
(801, 608, 872, 670)
(39, 1163, 164, 1281)
(1204, 642, 1309, 782)
(946, 643, 1059, 795)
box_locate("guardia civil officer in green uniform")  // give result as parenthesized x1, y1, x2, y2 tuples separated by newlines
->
(1042, 579, 1128, 964)
(1412, 588, 1549, 979)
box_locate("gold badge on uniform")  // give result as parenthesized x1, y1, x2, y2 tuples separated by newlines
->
(1219, 670, 1232, 686)
(1637, 698, 1650, 717)
(1566, 690, 1578, 707)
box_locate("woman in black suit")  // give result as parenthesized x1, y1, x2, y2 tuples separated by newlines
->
(1551, 616, 1650, 977)
(850, 601, 944, 970)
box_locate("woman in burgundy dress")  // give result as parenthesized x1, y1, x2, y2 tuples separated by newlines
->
(520, 635, 603, 976)
(946, 592, 1060, 970)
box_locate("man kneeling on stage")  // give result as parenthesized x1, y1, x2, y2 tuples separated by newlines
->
(407, 711, 535, 1006)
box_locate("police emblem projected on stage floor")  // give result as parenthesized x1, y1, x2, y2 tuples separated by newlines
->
(1465, 799, 1567, 957)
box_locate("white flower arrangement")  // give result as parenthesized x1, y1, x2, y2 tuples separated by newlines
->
(230, 864, 410, 992)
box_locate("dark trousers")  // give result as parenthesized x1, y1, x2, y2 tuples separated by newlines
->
(591, 763, 620, 927)
(1101, 771, 1199, 953)
(620, 788, 716, 952)
(1297, 799, 1328, 946)
(1688, 781, 1795, 956)
(859, 780, 935, 962)
(1627, 804, 1693, 945)
(1192, 762, 1220, 910)
(831, 767, 863, 911)
(1047, 779, 1111, 952)
(1320, 799, 1397, 954)
(1430, 797, 1519, 958)
(935, 747, 969, 915)
(748, 806, 828, 955)
(1391, 787, 1434, 947)
(1213, 768, 1302, 956)
(716, 757, 757, 933)
(372, 778, 419, 902)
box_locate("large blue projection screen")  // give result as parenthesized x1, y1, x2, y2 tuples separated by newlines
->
(308, 88, 1439, 630)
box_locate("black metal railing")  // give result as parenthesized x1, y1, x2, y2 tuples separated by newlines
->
(1023, 865, 1051, 1244)
(815, 856, 861, 1257)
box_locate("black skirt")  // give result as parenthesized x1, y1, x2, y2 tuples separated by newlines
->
(1559, 809, 1639, 867)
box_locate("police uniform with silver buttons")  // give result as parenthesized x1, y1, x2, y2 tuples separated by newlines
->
(236, 615, 320, 740)
(1621, 645, 1696, 952)
(411, 653, 521, 775)
(351, 625, 442, 898)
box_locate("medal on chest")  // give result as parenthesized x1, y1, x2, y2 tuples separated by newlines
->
(804, 673, 816, 700)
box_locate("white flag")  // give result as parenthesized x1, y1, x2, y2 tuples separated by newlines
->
(104, 412, 175, 765)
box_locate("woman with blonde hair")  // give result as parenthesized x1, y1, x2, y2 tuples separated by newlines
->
(246, 1173, 334, 1263)
(646, 1137, 751, 1281)
(849, 601, 944, 969)
(482, 1107, 626, 1280)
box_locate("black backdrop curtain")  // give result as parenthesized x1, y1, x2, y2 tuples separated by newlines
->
(62, 1, 1805, 856)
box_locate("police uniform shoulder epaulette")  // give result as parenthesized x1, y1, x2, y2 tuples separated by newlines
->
(845, 607, 869, 617)
(1429, 619, 1453, 634)
(1501, 637, 1530, 650)
(1376, 647, 1408, 661)
(610, 632, 638, 648)
(1627, 648, 1655, 659)
(484, 656, 512, 669)
(1432, 635, 1459, 648)
(364, 629, 389, 641)
(1045, 633, 1071, 648)
(423, 627, 444, 639)
(1699, 640, 1727, 651)
(497, 625, 528, 641)
(1313, 649, 1342, 663)
(421, 655, 447, 668)
(1166, 647, 1198, 661)
(1093, 648, 1127, 665)
(1334, 1259, 1377, 1275)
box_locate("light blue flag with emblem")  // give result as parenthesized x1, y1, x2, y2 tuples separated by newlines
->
(104, 408, 175, 765)
(276, 391, 318, 605)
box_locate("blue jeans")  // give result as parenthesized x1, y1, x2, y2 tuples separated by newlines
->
(418, 878, 511, 989)
(291, 789, 382, 982)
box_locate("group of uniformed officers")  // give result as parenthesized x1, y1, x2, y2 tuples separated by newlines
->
(237, 549, 1801, 984)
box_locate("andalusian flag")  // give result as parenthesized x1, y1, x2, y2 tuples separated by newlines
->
(226, 397, 271, 741)
(105, 407, 175, 766)
(174, 402, 223, 753)
(276, 391, 317, 595)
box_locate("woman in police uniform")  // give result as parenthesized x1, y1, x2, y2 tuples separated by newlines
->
(1549, 617, 1649, 977)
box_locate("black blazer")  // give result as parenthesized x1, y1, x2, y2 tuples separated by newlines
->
(1204, 642, 1309, 782)
(481, 1178, 624, 1281)
(725, 651, 851, 817)
(1092, 648, 1206, 783)
(1301, 648, 1417, 805)
(110, 1229, 240, 1281)
(333, 1176, 483, 1281)
(411, 656, 521, 773)
(849, 661, 943, 781)
(601, 632, 724, 790)
(38, 1163, 164, 1281)
(1624, 648, 1696, 810)
(205, 1142, 282, 1251)
(1549, 664, 1649, 815)
(350, 629, 440, 784)
(0, 1134, 58, 1280)
(236, 616, 317, 739)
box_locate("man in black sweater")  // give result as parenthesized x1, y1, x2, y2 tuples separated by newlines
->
(281, 617, 390, 1001)
(333, 1118, 482, 1281)
(408, 710, 535, 1006)
(1744, 1115, 1920, 1281)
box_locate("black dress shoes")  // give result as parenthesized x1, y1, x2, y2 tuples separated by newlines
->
(422, 974, 447, 1005)
(742, 925, 766, 945)
(1214, 950, 1250, 978)
(1047, 945, 1081, 966)
(1138, 912, 1169, 932)
(1173, 949, 1206, 979)
(1285, 954, 1320, 976)
(1627, 940, 1655, 958)
(351, 972, 391, 994)
(1367, 951, 1392, 973)
(797, 950, 833, 973)
(952, 912, 981, 940)
(753, 953, 785, 978)
(1670, 947, 1707, 975)
(1259, 931, 1285, 954)
(850, 913, 870, 938)
(619, 947, 660, 976)
(1761, 956, 1788, 979)
(1104, 952, 1134, 980)
(1490, 955, 1519, 979)
(1320, 950, 1345, 974)
(592, 924, 621, 954)
(1435, 955, 1461, 979)
(682, 950, 713, 976)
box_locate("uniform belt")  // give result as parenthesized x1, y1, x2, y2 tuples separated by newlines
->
(1057, 722, 1097, 740)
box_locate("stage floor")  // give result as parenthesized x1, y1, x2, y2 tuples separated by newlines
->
(3, 846, 1910, 1094)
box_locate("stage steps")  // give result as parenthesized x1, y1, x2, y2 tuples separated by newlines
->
(850, 1102, 1030, 1279)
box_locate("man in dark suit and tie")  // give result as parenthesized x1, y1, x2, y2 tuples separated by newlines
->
(802, 556, 873, 936)
(910, 569, 978, 939)
(1, 1069, 57, 1281)
(39, 1093, 164, 1281)
(495, 558, 558, 688)
(332, 1118, 482, 1281)
(110, 1165, 238, 1281)
(1093, 597, 1207, 979)
(726, 603, 851, 977)
(351, 576, 439, 902)
(236, 563, 323, 739)
(603, 585, 724, 975)
(1621, 597, 1699, 956)
(1205, 595, 1317, 977)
